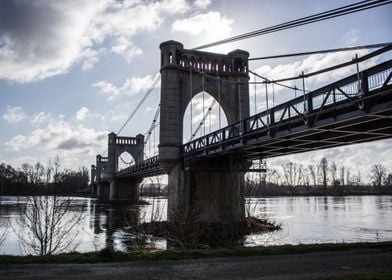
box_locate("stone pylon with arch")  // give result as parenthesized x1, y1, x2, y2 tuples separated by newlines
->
(158, 40, 250, 224)
(104, 132, 145, 202)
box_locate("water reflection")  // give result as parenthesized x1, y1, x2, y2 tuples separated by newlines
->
(245, 195, 392, 246)
(0, 195, 391, 255)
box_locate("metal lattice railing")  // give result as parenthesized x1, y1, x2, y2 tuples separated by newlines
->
(183, 59, 392, 155)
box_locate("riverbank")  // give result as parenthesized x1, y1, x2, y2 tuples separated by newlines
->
(0, 241, 391, 264)
(0, 243, 391, 280)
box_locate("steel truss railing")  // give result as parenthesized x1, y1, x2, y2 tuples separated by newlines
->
(109, 59, 392, 178)
(115, 155, 164, 178)
(183, 59, 392, 155)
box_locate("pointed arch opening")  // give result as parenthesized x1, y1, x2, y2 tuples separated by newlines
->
(182, 91, 228, 144)
(117, 151, 135, 171)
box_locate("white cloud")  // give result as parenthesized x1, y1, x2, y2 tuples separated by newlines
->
(193, 0, 211, 9)
(251, 50, 379, 109)
(2, 106, 27, 124)
(339, 29, 360, 46)
(81, 48, 100, 71)
(31, 112, 52, 125)
(268, 139, 392, 183)
(5, 116, 107, 157)
(93, 73, 159, 100)
(76, 107, 90, 121)
(254, 50, 377, 87)
(110, 36, 143, 62)
(171, 11, 233, 37)
(0, 0, 198, 83)
(92, 81, 120, 98)
(0, 0, 107, 82)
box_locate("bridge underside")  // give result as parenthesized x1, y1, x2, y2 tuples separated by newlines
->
(244, 97, 392, 159)
(187, 88, 392, 161)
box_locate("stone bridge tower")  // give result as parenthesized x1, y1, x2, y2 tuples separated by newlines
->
(91, 154, 108, 197)
(158, 40, 250, 224)
(105, 132, 145, 202)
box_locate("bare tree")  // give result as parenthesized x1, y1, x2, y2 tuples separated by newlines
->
(267, 168, 280, 185)
(370, 164, 387, 193)
(330, 162, 337, 187)
(281, 162, 302, 193)
(16, 195, 84, 256)
(383, 173, 392, 187)
(0, 220, 8, 246)
(308, 165, 317, 188)
(340, 166, 345, 187)
(319, 157, 329, 191)
(346, 170, 351, 186)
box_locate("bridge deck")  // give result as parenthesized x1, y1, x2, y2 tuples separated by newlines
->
(183, 59, 392, 160)
(104, 59, 392, 179)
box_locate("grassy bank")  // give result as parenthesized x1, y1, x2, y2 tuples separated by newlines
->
(0, 241, 391, 265)
(314, 271, 392, 280)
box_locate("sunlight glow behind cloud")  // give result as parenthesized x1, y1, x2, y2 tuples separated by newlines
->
(0, 0, 211, 83)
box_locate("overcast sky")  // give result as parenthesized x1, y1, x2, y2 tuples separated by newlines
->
(0, 0, 391, 181)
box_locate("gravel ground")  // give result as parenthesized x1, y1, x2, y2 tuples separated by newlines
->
(0, 249, 391, 280)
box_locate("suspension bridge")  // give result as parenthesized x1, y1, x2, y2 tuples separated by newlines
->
(90, 0, 392, 224)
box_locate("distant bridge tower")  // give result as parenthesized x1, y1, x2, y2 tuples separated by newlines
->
(158, 40, 250, 224)
(105, 132, 144, 202)
(91, 154, 108, 198)
(90, 164, 96, 195)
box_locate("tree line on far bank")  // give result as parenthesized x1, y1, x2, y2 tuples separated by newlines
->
(246, 157, 392, 196)
(0, 157, 89, 196)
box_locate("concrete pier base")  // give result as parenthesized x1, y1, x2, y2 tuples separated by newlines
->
(109, 178, 141, 204)
(91, 184, 98, 197)
(167, 155, 246, 224)
(109, 179, 119, 201)
(98, 182, 110, 200)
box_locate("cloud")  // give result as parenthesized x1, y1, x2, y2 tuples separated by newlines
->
(2, 106, 27, 123)
(75, 107, 90, 121)
(172, 11, 233, 37)
(268, 139, 392, 183)
(110, 36, 143, 62)
(2, 106, 56, 126)
(0, 0, 107, 82)
(0, 0, 198, 83)
(31, 112, 52, 124)
(93, 73, 159, 100)
(80, 48, 100, 71)
(251, 50, 379, 108)
(5, 116, 107, 157)
(193, 0, 211, 9)
(254, 50, 378, 87)
(92, 81, 120, 98)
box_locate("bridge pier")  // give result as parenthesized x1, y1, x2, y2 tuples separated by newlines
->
(98, 182, 110, 200)
(91, 184, 98, 197)
(167, 155, 247, 225)
(109, 179, 119, 201)
(109, 177, 141, 203)
(158, 40, 250, 240)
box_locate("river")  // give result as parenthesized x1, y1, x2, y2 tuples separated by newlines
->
(0, 195, 391, 255)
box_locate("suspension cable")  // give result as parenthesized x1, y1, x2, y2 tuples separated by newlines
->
(116, 73, 160, 135)
(248, 42, 392, 61)
(193, 0, 392, 50)
(102, 73, 160, 156)
(191, 99, 217, 141)
(271, 45, 392, 83)
(254, 74, 257, 114)
(202, 71, 206, 136)
(190, 68, 193, 139)
(144, 104, 160, 144)
(248, 70, 310, 92)
(218, 75, 222, 129)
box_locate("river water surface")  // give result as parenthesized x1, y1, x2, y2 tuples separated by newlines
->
(0, 195, 391, 255)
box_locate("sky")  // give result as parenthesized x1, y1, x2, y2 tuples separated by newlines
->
(0, 0, 391, 181)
